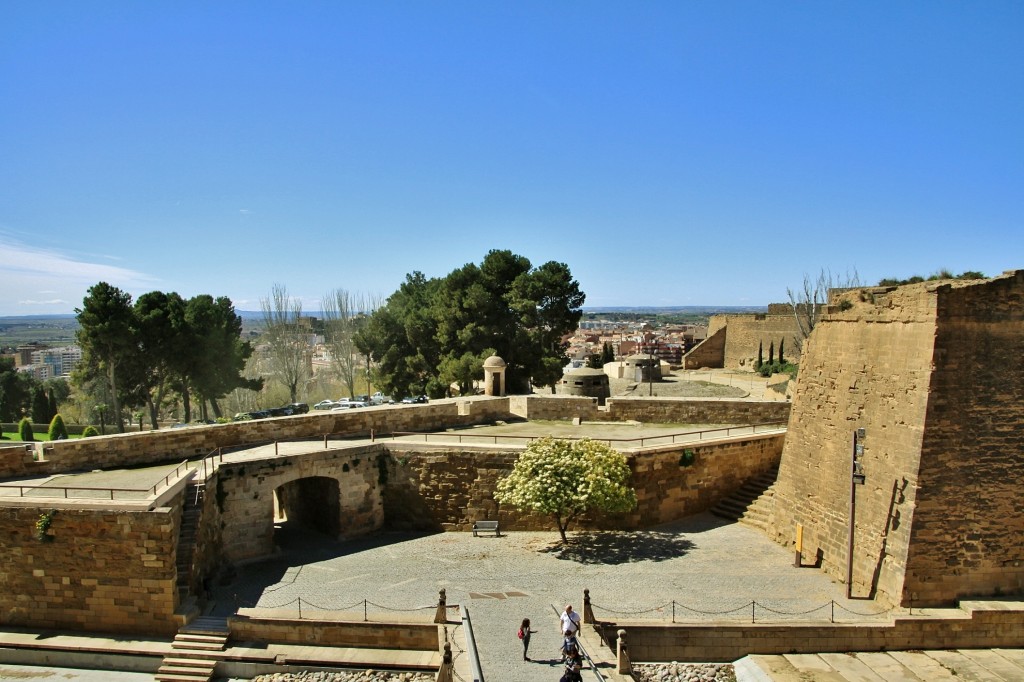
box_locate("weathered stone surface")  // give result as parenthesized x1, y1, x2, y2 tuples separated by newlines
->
(768, 270, 1024, 607)
(0, 505, 178, 634)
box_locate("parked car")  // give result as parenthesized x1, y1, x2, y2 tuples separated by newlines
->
(289, 402, 310, 414)
(369, 392, 394, 405)
(401, 395, 428, 404)
(313, 400, 336, 410)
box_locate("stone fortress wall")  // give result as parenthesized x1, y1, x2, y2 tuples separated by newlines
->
(0, 504, 180, 635)
(768, 270, 1024, 608)
(0, 395, 786, 635)
(684, 304, 806, 370)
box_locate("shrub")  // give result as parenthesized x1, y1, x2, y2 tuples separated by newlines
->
(81, 425, 100, 438)
(47, 414, 69, 440)
(18, 417, 34, 442)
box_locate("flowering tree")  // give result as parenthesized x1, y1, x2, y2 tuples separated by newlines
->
(495, 437, 637, 543)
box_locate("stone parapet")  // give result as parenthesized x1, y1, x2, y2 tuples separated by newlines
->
(229, 613, 440, 649)
(605, 600, 1024, 663)
(0, 504, 179, 635)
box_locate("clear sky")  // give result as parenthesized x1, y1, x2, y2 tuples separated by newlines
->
(1, 1, 1021, 316)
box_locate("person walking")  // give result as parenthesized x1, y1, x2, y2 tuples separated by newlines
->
(518, 617, 536, 661)
(560, 604, 581, 637)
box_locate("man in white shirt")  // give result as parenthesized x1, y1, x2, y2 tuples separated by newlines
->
(560, 603, 581, 636)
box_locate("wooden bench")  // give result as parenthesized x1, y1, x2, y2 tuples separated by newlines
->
(472, 520, 500, 537)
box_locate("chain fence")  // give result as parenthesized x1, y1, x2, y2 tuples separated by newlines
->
(591, 598, 896, 624)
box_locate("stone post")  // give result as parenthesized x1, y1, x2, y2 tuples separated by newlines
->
(434, 588, 448, 624)
(436, 641, 453, 682)
(616, 629, 632, 674)
(583, 588, 594, 624)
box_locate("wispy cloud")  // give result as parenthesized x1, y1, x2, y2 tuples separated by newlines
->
(0, 239, 160, 315)
(0, 241, 156, 286)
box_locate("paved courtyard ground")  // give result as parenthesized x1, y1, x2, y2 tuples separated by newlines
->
(212, 514, 892, 682)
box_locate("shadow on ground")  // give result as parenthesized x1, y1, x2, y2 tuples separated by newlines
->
(211, 526, 438, 615)
(541, 529, 695, 564)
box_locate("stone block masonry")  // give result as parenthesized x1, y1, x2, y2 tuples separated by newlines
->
(611, 600, 1024, 663)
(768, 270, 1024, 608)
(0, 505, 179, 635)
(384, 433, 784, 532)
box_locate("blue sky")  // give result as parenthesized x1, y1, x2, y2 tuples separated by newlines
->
(1, 1, 1021, 316)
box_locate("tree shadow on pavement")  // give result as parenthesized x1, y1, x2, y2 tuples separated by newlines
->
(540, 529, 695, 564)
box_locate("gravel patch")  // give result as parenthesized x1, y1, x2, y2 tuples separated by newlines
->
(250, 672, 433, 682)
(609, 376, 747, 399)
(634, 662, 737, 682)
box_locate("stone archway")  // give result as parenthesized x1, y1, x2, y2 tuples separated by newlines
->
(274, 476, 341, 540)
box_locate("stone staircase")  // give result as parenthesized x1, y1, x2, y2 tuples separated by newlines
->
(710, 467, 779, 532)
(156, 617, 229, 682)
(176, 481, 205, 601)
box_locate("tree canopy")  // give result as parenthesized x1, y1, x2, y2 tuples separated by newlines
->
(75, 282, 260, 429)
(356, 250, 584, 398)
(495, 437, 637, 543)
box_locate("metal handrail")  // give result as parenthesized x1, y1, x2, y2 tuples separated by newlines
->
(0, 458, 191, 499)
(384, 421, 787, 447)
(462, 606, 485, 682)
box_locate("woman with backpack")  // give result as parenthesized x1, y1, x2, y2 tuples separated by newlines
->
(517, 617, 537, 661)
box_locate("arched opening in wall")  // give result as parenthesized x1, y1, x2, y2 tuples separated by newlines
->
(273, 476, 341, 547)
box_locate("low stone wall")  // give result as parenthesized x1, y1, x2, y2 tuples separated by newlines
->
(384, 433, 785, 531)
(0, 504, 179, 635)
(0, 444, 36, 479)
(604, 399, 789, 425)
(606, 601, 1024, 663)
(509, 396, 790, 425)
(31, 397, 512, 477)
(229, 614, 439, 650)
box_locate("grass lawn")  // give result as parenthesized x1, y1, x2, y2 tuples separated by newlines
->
(0, 431, 81, 442)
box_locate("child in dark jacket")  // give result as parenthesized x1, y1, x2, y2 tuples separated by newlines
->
(518, 618, 537, 661)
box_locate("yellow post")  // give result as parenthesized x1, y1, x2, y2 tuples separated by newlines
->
(795, 523, 804, 567)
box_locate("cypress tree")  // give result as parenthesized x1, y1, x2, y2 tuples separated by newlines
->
(47, 390, 58, 420)
(48, 414, 69, 441)
(32, 389, 50, 424)
(18, 417, 34, 442)
(778, 338, 785, 365)
(756, 341, 763, 369)
(768, 341, 775, 365)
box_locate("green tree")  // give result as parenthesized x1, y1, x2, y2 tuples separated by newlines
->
(47, 388, 58, 420)
(356, 272, 444, 399)
(81, 425, 99, 438)
(778, 338, 785, 365)
(134, 291, 188, 428)
(756, 341, 763, 370)
(76, 282, 136, 433)
(0, 357, 33, 423)
(182, 295, 261, 420)
(495, 437, 637, 543)
(359, 251, 584, 397)
(601, 342, 615, 364)
(32, 387, 52, 424)
(47, 414, 68, 440)
(18, 417, 33, 442)
(768, 341, 775, 365)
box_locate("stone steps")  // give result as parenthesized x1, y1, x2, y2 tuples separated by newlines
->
(157, 622, 227, 682)
(710, 468, 779, 532)
(735, 649, 1024, 681)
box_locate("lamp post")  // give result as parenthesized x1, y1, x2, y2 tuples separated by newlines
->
(847, 427, 866, 598)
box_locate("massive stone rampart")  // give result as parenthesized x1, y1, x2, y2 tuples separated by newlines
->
(768, 271, 1024, 607)
(385, 433, 784, 531)
(0, 504, 179, 635)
